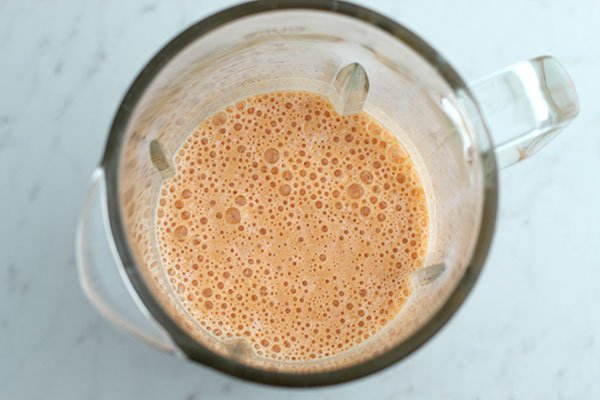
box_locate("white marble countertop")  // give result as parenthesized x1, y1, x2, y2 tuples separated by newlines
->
(1, 0, 599, 398)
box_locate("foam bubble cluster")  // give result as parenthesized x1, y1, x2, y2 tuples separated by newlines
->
(156, 91, 429, 361)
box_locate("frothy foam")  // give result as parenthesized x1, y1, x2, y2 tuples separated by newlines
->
(156, 91, 428, 361)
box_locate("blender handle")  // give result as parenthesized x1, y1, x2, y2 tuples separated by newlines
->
(75, 168, 176, 353)
(469, 56, 579, 169)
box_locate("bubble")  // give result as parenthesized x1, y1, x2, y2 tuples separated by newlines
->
(282, 170, 293, 180)
(212, 112, 227, 126)
(360, 171, 373, 184)
(367, 123, 382, 134)
(235, 195, 247, 206)
(174, 225, 187, 238)
(225, 207, 241, 224)
(347, 183, 364, 199)
(360, 206, 371, 217)
(279, 184, 291, 196)
(264, 148, 280, 163)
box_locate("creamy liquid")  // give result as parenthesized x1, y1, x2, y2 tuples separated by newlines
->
(156, 91, 429, 361)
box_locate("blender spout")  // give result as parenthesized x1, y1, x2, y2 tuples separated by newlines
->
(330, 62, 369, 115)
(150, 139, 175, 179)
(412, 263, 446, 287)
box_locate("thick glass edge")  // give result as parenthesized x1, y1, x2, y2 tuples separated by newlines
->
(100, 0, 498, 387)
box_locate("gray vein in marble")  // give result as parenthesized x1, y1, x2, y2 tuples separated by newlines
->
(54, 59, 64, 76)
(0, 115, 14, 150)
(6, 263, 17, 293)
(141, 3, 157, 14)
(27, 182, 40, 204)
